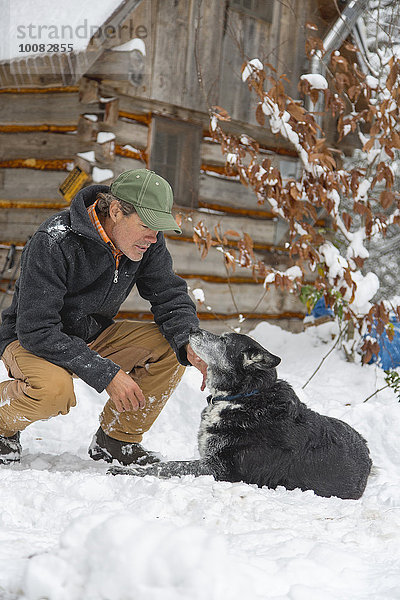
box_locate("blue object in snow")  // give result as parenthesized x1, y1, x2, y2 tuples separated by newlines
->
(309, 298, 334, 319)
(368, 318, 400, 370)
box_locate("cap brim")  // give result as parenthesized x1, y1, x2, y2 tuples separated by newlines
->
(135, 206, 182, 234)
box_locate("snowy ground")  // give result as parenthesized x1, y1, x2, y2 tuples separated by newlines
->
(1, 321, 400, 600)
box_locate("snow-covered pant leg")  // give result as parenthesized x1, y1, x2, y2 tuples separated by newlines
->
(91, 321, 186, 444)
(0, 341, 76, 436)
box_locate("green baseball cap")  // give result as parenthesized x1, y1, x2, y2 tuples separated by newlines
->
(110, 169, 182, 234)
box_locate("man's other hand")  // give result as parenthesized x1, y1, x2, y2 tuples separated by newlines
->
(106, 370, 145, 412)
(186, 344, 208, 391)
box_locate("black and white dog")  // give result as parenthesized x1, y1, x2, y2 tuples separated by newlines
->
(110, 329, 372, 499)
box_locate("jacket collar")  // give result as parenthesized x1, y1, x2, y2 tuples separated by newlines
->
(69, 184, 110, 240)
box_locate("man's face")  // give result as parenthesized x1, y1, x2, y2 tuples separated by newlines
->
(107, 204, 159, 261)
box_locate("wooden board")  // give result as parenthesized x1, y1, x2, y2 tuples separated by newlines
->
(151, 0, 192, 106)
(199, 172, 273, 212)
(186, 279, 305, 315)
(181, 0, 225, 111)
(0, 132, 92, 160)
(0, 92, 92, 125)
(0, 246, 23, 281)
(109, 119, 148, 148)
(165, 238, 292, 277)
(120, 278, 305, 316)
(103, 155, 146, 174)
(218, 10, 265, 126)
(177, 207, 277, 244)
(0, 208, 59, 241)
(0, 235, 293, 285)
(86, 0, 153, 99)
(0, 169, 67, 200)
(201, 141, 226, 166)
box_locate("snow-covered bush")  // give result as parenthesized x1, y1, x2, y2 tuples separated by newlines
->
(194, 22, 400, 364)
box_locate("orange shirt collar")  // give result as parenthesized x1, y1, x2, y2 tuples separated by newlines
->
(87, 200, 123, 267)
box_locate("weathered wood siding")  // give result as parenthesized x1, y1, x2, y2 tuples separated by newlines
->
(88, 0, 309, 123)
(0, 0, 317, 330)
(0, 84, 306, 330)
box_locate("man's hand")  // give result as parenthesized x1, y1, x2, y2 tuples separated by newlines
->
(186, 344, 208, 391)
(106, 369, 145, 412)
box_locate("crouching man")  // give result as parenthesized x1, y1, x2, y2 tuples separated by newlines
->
(0, 169, 206, 465)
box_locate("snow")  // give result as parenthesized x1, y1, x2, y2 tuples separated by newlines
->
(242, 58, 263, 82)
(284, 266, 303, 280)
(111, 38, 146, 54)
(191, 288, 205, 303)
(264, 266, 302, 286)
(366, 75, 379, 90)
(240, 135, 251, 145)
(355, 179, 371, 201)
(122, 144, 141, 153)
(300, 74, 329, 90)
(97, 132, 116, 144)
(92, 167, 114, 183)
(342, 124, 352, 136)
(1, 321, 400, 599)
(83, 114, 99, 122)
(1, 1, 122, 62)
(348, 271, 380, 315)
(76, 151, 95, 163)
(319, 241, 378, 317)
(347, 229, 370, 262)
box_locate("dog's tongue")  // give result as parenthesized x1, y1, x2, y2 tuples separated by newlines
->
(201, 370, 207, 392)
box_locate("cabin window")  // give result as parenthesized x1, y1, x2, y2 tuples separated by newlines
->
(230, 0, 274, 23)
(150, 116, 201, 208)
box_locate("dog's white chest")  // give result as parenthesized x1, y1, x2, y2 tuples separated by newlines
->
(198, 401, 234, 457)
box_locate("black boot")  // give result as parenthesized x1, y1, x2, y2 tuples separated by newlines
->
(0, 432, 22, 464)
(88, 427, 160, 466)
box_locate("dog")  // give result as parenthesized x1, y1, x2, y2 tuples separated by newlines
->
(109, 329, 372, 499)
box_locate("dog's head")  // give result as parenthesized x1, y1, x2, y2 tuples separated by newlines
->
(189, 328, 281, 395)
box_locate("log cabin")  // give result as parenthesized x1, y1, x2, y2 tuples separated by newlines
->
(0, 0, 366, 332)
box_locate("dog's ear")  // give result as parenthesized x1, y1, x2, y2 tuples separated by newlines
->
(242, 347, 281, 370)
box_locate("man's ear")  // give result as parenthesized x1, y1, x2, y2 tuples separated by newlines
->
(242, 347, 281, 370)
(109, 200, 122, 223)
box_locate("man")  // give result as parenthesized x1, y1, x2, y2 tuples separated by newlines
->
(0, 168, 206, 465)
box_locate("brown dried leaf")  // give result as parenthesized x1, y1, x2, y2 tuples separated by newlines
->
(386, 61, 399, 92)
(310, 89, 320, 105)
(354, 201, 368, 215)
(287, 101, 305, 121)
(212, 105, 231, 121)
(214, 225, 223, 243)
(243, 232, 254, 254)
(342, 212, 352, 231)
(380, 190, 394, 210)
(391, 131, 400, 149)
(362, 137, 375, 153)
(256, 103, 265, 127)
(223, 229, 241, 238)
(343, 42, 358, 53)
(353, 256, 365, 269)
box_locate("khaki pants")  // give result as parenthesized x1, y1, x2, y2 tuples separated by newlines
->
(0, 321, 185, 443)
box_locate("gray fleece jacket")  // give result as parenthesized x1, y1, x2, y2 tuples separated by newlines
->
(0, 184, 199, 393)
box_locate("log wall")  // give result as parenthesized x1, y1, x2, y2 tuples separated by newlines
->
(0, 7, 310, 331)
